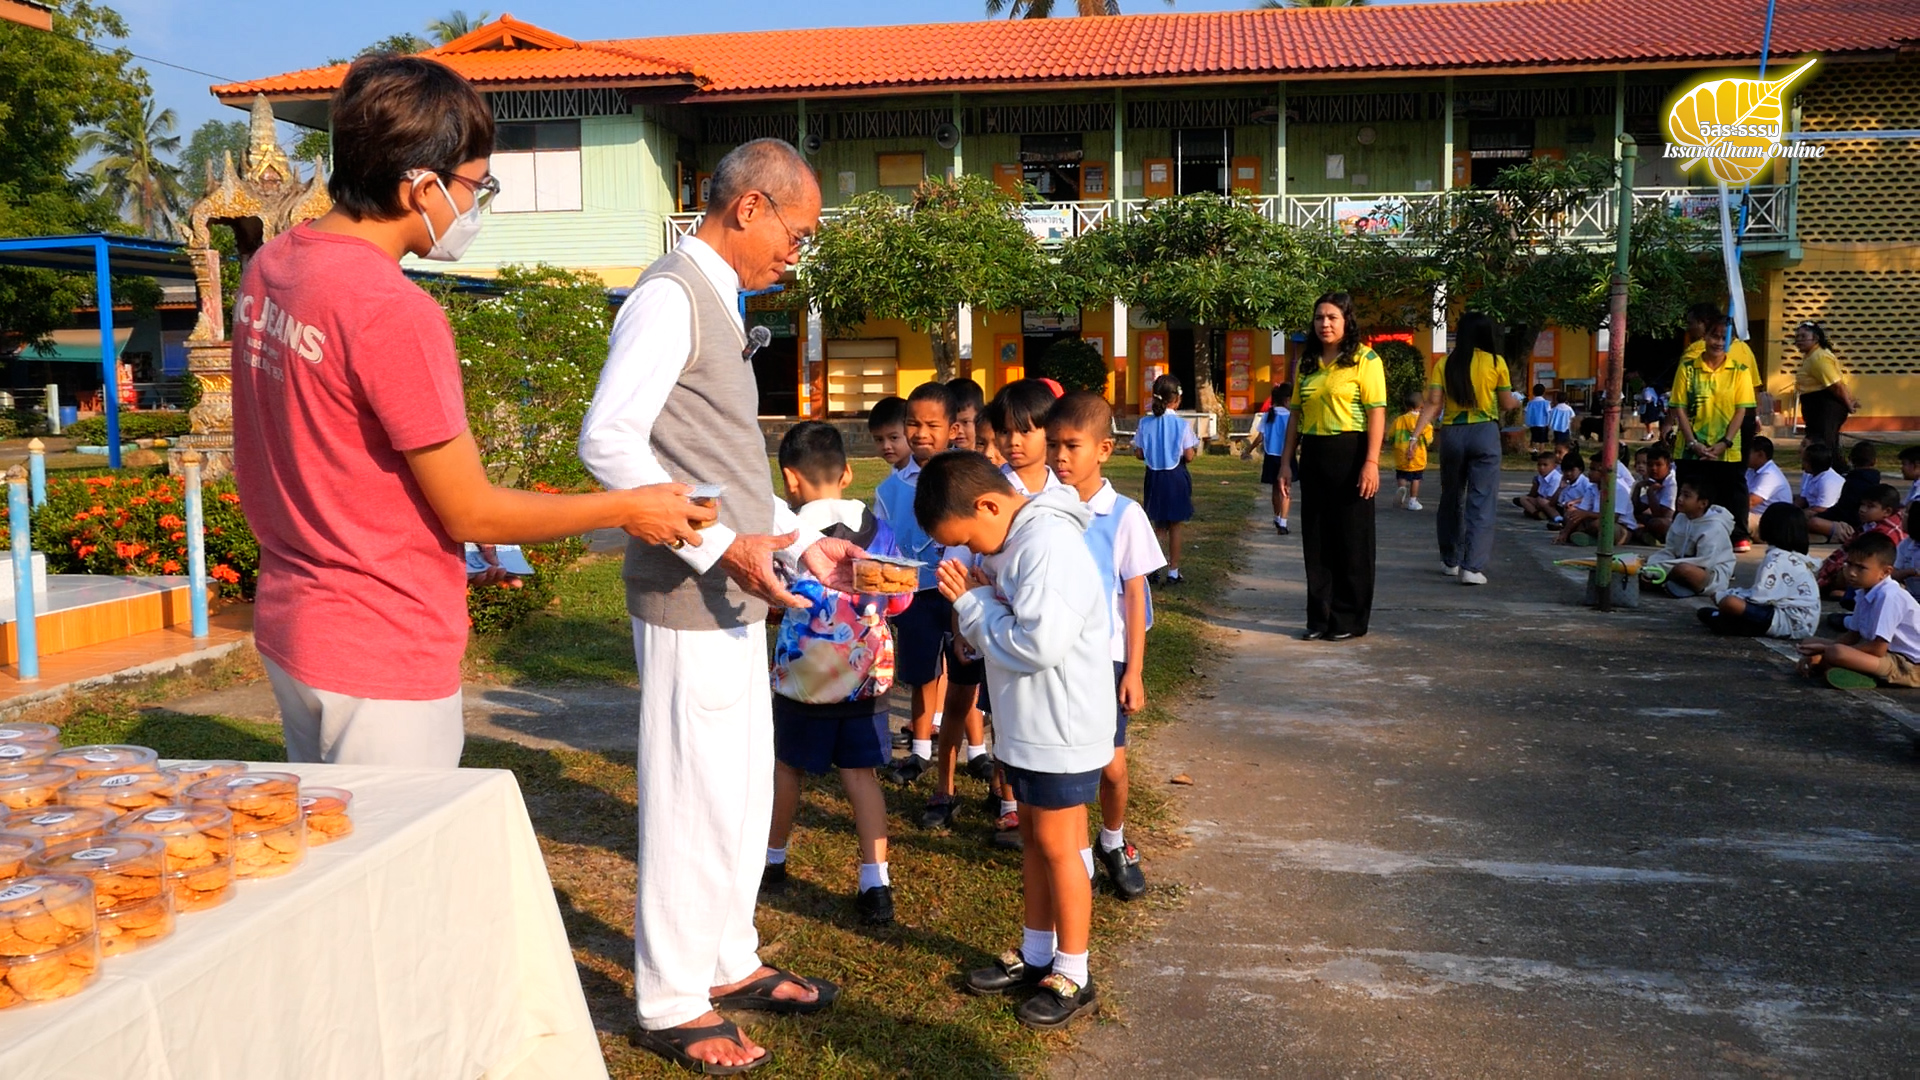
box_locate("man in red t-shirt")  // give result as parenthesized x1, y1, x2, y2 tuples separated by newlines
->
(232, 56, 712, 767)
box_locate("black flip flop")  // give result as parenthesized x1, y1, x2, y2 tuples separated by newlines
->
(630, 1017, 769, 1076)
(711, 968, 840, 1015)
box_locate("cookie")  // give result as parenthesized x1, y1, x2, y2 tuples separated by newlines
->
(43, 745, 159, 783)
(96, 894, 173, 956)
(161, 760, 245, 790)
(186, 772, 301, 832)
(0, 806, 116, 848)
(231, 819, 305, 880)
(60, 770, 176, 814)
(301, 787, 354, 846)
(0, 766, 76, 813)
(28, 836, 170, 912)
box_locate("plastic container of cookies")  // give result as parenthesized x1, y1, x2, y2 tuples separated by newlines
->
(0, 723, 59, 746)
(161, 759, 245, 791)
(0, 806, 117, 848)
(230, 819, 305, 880)
(0, 834, 35, 880)
(44, 745, 159, 782)
(301, 787, 353, 846)
(851, 554, 925, 595)
(0, 766, 75, 813)
(0, 875, 99, 1008)
(185, 772, 301, 831)
(29, 836, 174, 956)
(115, 805, 235, 913)
(60, 771, 177, 814)
(0, 725, 59, 769)
(0, 743, 51, 770)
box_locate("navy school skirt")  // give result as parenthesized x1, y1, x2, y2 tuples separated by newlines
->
(1143, 464, 1194, 526)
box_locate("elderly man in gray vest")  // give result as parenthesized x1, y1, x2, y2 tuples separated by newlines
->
(579, 138, 858, 1073)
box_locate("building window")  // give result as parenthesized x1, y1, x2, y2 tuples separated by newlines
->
(1175, 128, 1230, 196)
(490, 120, 582, 213)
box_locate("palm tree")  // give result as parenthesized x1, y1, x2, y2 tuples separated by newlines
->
(426, 9, 491, 44)
(1256, 0, 1367, 7)
(984, 0, 1138, 15)
(79, 100, 187, 240)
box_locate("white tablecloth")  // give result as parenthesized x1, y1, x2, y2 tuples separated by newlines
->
(0, 764, 610, 1080)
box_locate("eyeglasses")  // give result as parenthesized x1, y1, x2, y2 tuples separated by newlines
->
(758, 191, 815, 254)
(442, 172, 501, 212)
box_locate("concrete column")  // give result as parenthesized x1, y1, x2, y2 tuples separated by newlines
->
(952, 93, 964, 178)
(1442, 77, 1455, 192)
(1112, 88, 1125, 202)
(1275, 82, 1288, 198)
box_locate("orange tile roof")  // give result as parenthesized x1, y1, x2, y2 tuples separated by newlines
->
(214, 0, 1920, 103)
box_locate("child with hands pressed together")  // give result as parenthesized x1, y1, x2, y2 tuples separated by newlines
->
(918, 451, 1115, 1031)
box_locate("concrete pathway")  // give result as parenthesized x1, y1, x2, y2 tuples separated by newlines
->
(1058, 477, 1918, 1078)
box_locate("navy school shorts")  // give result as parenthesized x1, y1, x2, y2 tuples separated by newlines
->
(891, 588, 952, 687)
(772, 699, 891, 775)
(1000, 763, 1104, 810)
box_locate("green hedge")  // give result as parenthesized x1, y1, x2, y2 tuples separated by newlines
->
(63, 411, 193, 445)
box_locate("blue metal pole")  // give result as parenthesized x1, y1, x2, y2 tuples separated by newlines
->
(8, 468, 37, 681)
(182, 451, 209, 638)
(95, 239, 123, 470)
(26, 440, 45, 509)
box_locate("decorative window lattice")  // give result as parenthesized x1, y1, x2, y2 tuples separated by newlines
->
(975, 102, 1113, 135)
(1795, 60, 1920, 244)
(702, 113, 800, 145)
(1126, 98, 1268, 131)
(831, 108, 955, 141)
(489, 89, 630, 121)
(1777, 269, 1920, 376)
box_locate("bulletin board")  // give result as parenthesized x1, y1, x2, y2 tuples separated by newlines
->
(1143, 159, 1174, 199)
(877, 152, 925, 188)
(1081, 163, 1108, 197)
(1229, 157, 1262, 195)
(992, 163, 1023, 194)
(1140, 331, 1169, 400)
(1226, 330, 1254, 413)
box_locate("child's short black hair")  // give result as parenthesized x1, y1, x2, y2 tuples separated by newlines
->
(328, 56, 496, 222)
(914, 450, 1015, 530)
(1045, 390, 1113, 437)
(1757, 502, 1808, 554)
(1748, 435, 1774, 461)
(777, 421, 846, 485)
(867, 396, 907, 432)
(1849, 440, 1878, 468)
(1646, 442, 1672, 464)
(1532, 383, 1546, 396)
(946, 378, 986, 416)
(1850, 530, 1897, 565)
(1862, 484, 1903, 511)
(907, 381, 957, 421)
(1534, 450, 1558, 464)
(1678, 477, 1706, 501)
(1271, 382, 1293, 403)
(1804, 441, 1834, 474)
(986, 378, 1058, 434)
(1561, 450, 1585, 471)
(1900, 445, 1920, 466)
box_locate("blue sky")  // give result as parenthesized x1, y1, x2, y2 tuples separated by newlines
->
(115, 0, 1395, 146)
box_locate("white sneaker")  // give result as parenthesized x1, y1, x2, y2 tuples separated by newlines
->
(1441, 563, 1460, 576)
(1460, 570, 1488, 585)
(1405, 497, 1424, 511)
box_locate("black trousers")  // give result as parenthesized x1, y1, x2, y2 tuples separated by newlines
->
(1299, 432, 1377, 636)
(1675, 457, 1751, 542)
(1800, 387, 1848, 459)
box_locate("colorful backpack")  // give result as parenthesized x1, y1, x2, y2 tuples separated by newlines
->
(771, 578, 901, 705)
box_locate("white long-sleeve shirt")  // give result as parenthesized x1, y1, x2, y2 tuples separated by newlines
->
(578, 237, 816, 574)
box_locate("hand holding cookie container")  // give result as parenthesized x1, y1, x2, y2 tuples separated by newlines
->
(185, 772, 306, 879)
(0, 875, 100, 1008)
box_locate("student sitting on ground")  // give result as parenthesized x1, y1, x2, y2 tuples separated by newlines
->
(1797, 441, 1848, 542)
(1817, 484, 1907, 597)
(1744, 435, 1794, 536)
(1891, 499, 1920, 602)
(1516, 451, 1563, 520)
(1554, 451, 1630, 547)
(1550, 452, 1598, 541)
(1632, 443, 1678, 543)
(1826, 441, 1883, 532)
(1796, 531, 1920, 689)
(764, 422, 912, 925)
(1699, 503, 1821, 638)
(1641, 478, 1736, 597)
(1899, 444, 1920, 507)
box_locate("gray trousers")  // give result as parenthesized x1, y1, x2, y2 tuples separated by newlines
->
(1437, 420, 1503, 574)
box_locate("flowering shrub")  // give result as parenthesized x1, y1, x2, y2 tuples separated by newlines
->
(13, 473, 259, 597)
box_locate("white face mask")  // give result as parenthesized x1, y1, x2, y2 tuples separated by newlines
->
(406, 170, 484, 262)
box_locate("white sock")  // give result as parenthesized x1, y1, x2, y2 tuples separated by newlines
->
(766, 847, 787, 865)
(1098, 827, 1125, 852)
(858, 861, 889, 891)
(1000, 799, 1018, 816)
(911, 738, 933, 760)
(1021, 926, 1056, 969)
(1167, 568, 1182, 580)
(966, 743, 988, 761)
(931, 711, 943, 733)
(1080, 847, 1095, 878)
(1052, 949, 1090, 988)
(1278, 517, 1287, 527)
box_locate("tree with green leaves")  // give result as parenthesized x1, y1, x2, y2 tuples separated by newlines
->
(1256, 0, 1366, 8)
(427, 10, 490, 44)
(1058, 193, 1326, 410)
(180, 119, 247, 196)
(801, 175, 1053, 384)
(79, 99, 187, 239)
(0, 0, 150, 350)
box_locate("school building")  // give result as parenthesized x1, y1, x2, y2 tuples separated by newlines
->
(215, 0, 1920, 427)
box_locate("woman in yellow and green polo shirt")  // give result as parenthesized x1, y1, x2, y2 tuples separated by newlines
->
(1669, 317, 1757, 547)
(1413, 312, 1521, 586)
(1793, 321, 1856, 458)
(1277, 291, 1386, 640)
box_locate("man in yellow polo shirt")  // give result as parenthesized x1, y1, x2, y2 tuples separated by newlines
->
(1680, 303, 1763, 449)
(1669, 317, 1757, 549)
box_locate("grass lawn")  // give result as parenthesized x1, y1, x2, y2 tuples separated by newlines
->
(25, 454, 1260, 1078)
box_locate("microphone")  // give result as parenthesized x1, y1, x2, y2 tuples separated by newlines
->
(742, 325, 772, 362)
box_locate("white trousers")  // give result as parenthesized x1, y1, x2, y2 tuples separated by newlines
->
(263, 656, 465, 767)
(631, 618, 773, 1030)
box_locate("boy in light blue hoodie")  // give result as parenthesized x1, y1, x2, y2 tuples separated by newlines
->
(917, 450, 1114, 1031)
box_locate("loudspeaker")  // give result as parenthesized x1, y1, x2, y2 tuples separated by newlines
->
(934, 123, 961, 150)
(801, 132, 823, 155)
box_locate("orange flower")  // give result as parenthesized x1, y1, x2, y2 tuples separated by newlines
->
(144, 553, 160, 566)
(209, 565, 240, 584)
(218, 492, 240, 504)
(76, 545, 96, 558)
(72, 511, 89, 522)
(129, 497, 148, 506)
(158, 514, 184, 529)
(170, 531, 185, 541)
(162, 560, 180, 573)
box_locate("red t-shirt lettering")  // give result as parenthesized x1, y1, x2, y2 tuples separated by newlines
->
(231, 224, 469, 699)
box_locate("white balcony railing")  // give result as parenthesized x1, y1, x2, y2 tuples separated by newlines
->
(663, 185, 1792, 253)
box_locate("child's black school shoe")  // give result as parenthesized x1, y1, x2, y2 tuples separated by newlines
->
(760, 862, 788, 893)
(1825, 612, 1852, 634)
(966, 950, 1051, 995)
(1277, 524, 1290, 535)
(966, 753, 997, 782)
(1016, 973, 1099, 1029)
(889, 754, 931, 785)
(918, 797, 957, 830)
(1147, 570, 1164, 587)
(892, 728, 910, 749)
(856, 885, 894, 925)
(1098, 842, 1147, 900)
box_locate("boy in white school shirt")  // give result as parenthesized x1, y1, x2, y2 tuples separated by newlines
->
(1047, 391, 1166, 902)
(1797, 441, 1848, 541)
(1744, 435, 1794, 534)
(1797, 531, 1920, 689)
